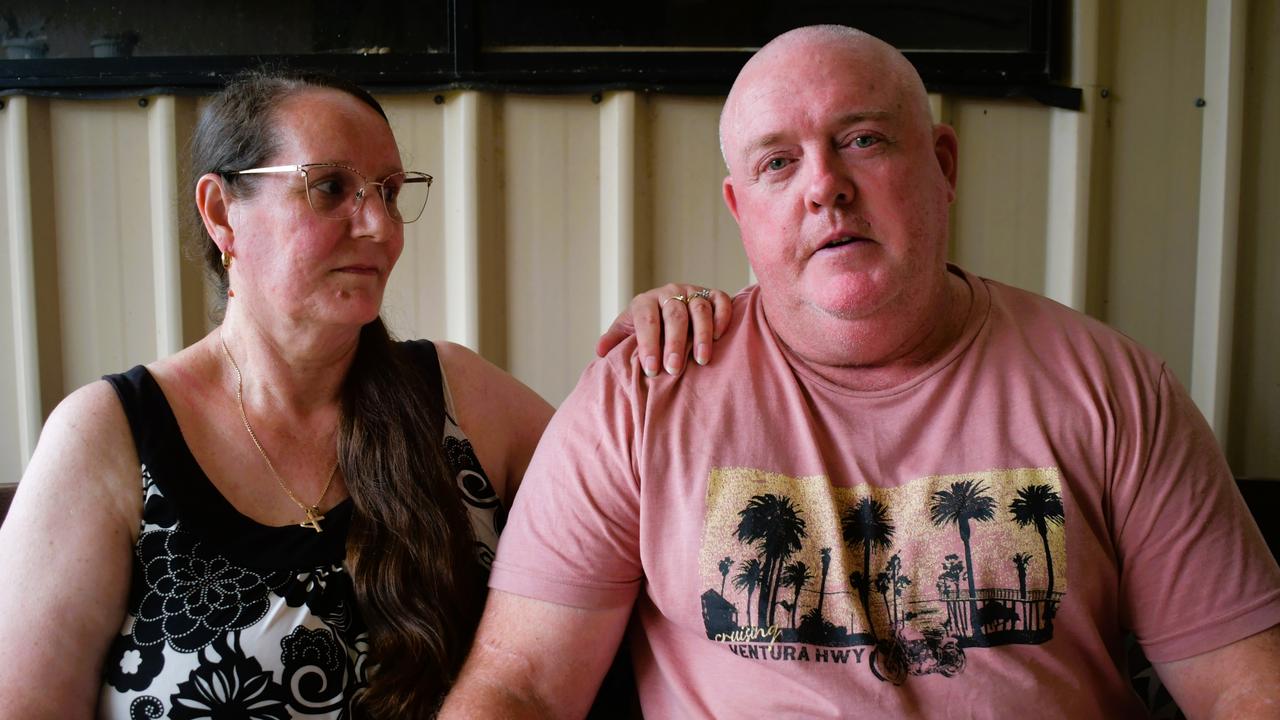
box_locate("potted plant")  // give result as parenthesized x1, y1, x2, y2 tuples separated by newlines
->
(2, 11, 48, 59)
(90, 30, 139, 58)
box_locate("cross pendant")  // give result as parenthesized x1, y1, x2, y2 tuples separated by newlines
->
(300, 506, 325, 533)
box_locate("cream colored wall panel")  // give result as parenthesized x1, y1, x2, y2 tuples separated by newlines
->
(950, 100, 1052, 295)
(645, 96, 749, 295)
(599, 91, 638, 324)
(4, 97, 59, 475)
(1103, 0, 1206, 385)
(1190, 0, 1248, 445)
(1228, 0, 1280, 477)
(146, 96, 184, 358)
(1, 98, 24, 478)
(50, 100, 157, 391)
(501, 96, 601, 405)
(1043, 0, 1101, 311)
(378, 95, 449, 344)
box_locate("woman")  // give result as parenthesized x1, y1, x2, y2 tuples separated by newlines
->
(0, 70, 728, 718)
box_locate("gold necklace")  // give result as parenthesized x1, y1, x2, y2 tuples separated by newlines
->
(220, 331, 337, 532)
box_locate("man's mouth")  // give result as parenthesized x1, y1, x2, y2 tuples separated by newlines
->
(820, 235, 868, 250)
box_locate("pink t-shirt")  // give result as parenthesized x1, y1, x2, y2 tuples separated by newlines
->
(491, 268, 1280, 718)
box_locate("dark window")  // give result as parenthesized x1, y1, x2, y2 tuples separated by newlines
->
(0, 0, 1077, 109)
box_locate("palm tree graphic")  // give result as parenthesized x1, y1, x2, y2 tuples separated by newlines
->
(736, 494, 807, 628)
(781, 561, 813, 629)
(1012, 552, 1032, 599)
(941, 554, 964, 598)
(937, 554, 966, 631)
(718, 556, 733, 596)
(777, 599, 794, 624)
(841, 498, 895, 639)
(1009, 484, 1065, 606)
(883, 552, 913, 627)
(930, 480, 997, 637)
(733, 558, 763, 627)
(849, 570, 869, 632)
(875, 571, 892, 626)
(813, 548, 833, 626)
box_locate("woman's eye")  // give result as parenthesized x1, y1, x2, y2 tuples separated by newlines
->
(765, 157, 790, 172)
(852, 135, 879, 149)
(312, 178, 345, 196)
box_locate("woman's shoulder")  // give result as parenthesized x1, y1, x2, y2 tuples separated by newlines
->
(428, 340, 553, 503)
(16, 378, 142, 533)
(44, 379, 137, 460)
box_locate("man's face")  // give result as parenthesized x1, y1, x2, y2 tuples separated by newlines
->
(721, 37, 957, 352)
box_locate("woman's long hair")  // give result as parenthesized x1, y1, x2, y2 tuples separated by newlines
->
(190, 68, 483, 717)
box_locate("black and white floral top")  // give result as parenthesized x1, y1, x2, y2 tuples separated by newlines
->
(98, 340, 503, 719)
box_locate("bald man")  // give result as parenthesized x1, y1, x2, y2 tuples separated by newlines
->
(441, 26, 1280, 718)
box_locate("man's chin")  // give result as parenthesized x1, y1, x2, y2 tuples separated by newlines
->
(805, 283, 891, 321)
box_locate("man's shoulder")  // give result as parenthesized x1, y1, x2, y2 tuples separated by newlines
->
(585, 285, 774, 395)
(977, 273, 1168, 376)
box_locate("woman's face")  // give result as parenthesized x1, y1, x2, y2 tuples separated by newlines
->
(226, 88, 406, 334)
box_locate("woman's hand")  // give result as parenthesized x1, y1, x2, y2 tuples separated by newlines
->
(596, 284, 733, 377)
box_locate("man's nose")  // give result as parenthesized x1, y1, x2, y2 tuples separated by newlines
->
(805, 149, 854, 211)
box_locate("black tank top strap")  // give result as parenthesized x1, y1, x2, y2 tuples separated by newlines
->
(102, 364, 175, 471)
(397, 339, 446, 421)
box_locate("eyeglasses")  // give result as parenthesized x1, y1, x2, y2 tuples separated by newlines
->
(232, 163, 433, 224)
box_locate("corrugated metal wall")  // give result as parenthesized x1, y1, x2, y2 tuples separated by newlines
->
(2, 0, 1277, 482)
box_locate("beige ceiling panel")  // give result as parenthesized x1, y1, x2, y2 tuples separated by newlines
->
(49, 100, 156, 392)
(950, 99, 1052, 296)
(499, 95, 601, 405)
(0, 99, 21, 479)
(644, 95, 749, 296)
(1102, 0, 1206, 384)
(1228, 0, 1280, 476)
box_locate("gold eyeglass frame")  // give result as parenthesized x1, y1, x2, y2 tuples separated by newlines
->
(232, 163, 433, 224)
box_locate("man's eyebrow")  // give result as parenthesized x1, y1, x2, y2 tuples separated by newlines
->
(738, 110, 897, 161)
(836, 110, 894, 124)
(740, 133, 786, 161)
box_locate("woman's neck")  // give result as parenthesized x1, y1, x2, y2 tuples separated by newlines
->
(216, 306, 361, 419)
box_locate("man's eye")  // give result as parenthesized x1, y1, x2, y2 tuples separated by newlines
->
(852, 135, 879, 149)
(765, 157, 790, 172)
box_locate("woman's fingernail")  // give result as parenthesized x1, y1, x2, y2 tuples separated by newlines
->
(643, 355, 659, 377)
(695, 343, 709, 365)
(665, 352, 681, 375)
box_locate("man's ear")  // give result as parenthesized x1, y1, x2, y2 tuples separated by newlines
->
(932, 124, 959, 202)
(723, 176, 742, 224)
(195, 173, 235, 253)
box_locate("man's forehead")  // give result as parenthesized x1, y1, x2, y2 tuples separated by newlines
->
(725, 59, 903, 154)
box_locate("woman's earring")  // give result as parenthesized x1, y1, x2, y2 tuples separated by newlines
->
(221, 250, 233, 269)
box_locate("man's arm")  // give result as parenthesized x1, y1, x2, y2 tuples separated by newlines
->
(1152, 624, 1280, 720)
(440, 590, 632, 719)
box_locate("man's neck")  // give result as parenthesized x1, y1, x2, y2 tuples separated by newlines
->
(770, 268, 974, 392)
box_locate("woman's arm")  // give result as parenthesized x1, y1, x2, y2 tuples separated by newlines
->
(0, 382, 142, 719)
(436, 342, 554, 504)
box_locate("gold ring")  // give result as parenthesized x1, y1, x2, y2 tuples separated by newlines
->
(662, 294, 689, 308)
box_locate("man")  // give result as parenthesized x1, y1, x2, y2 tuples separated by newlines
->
(441, 25, 1280, 718)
